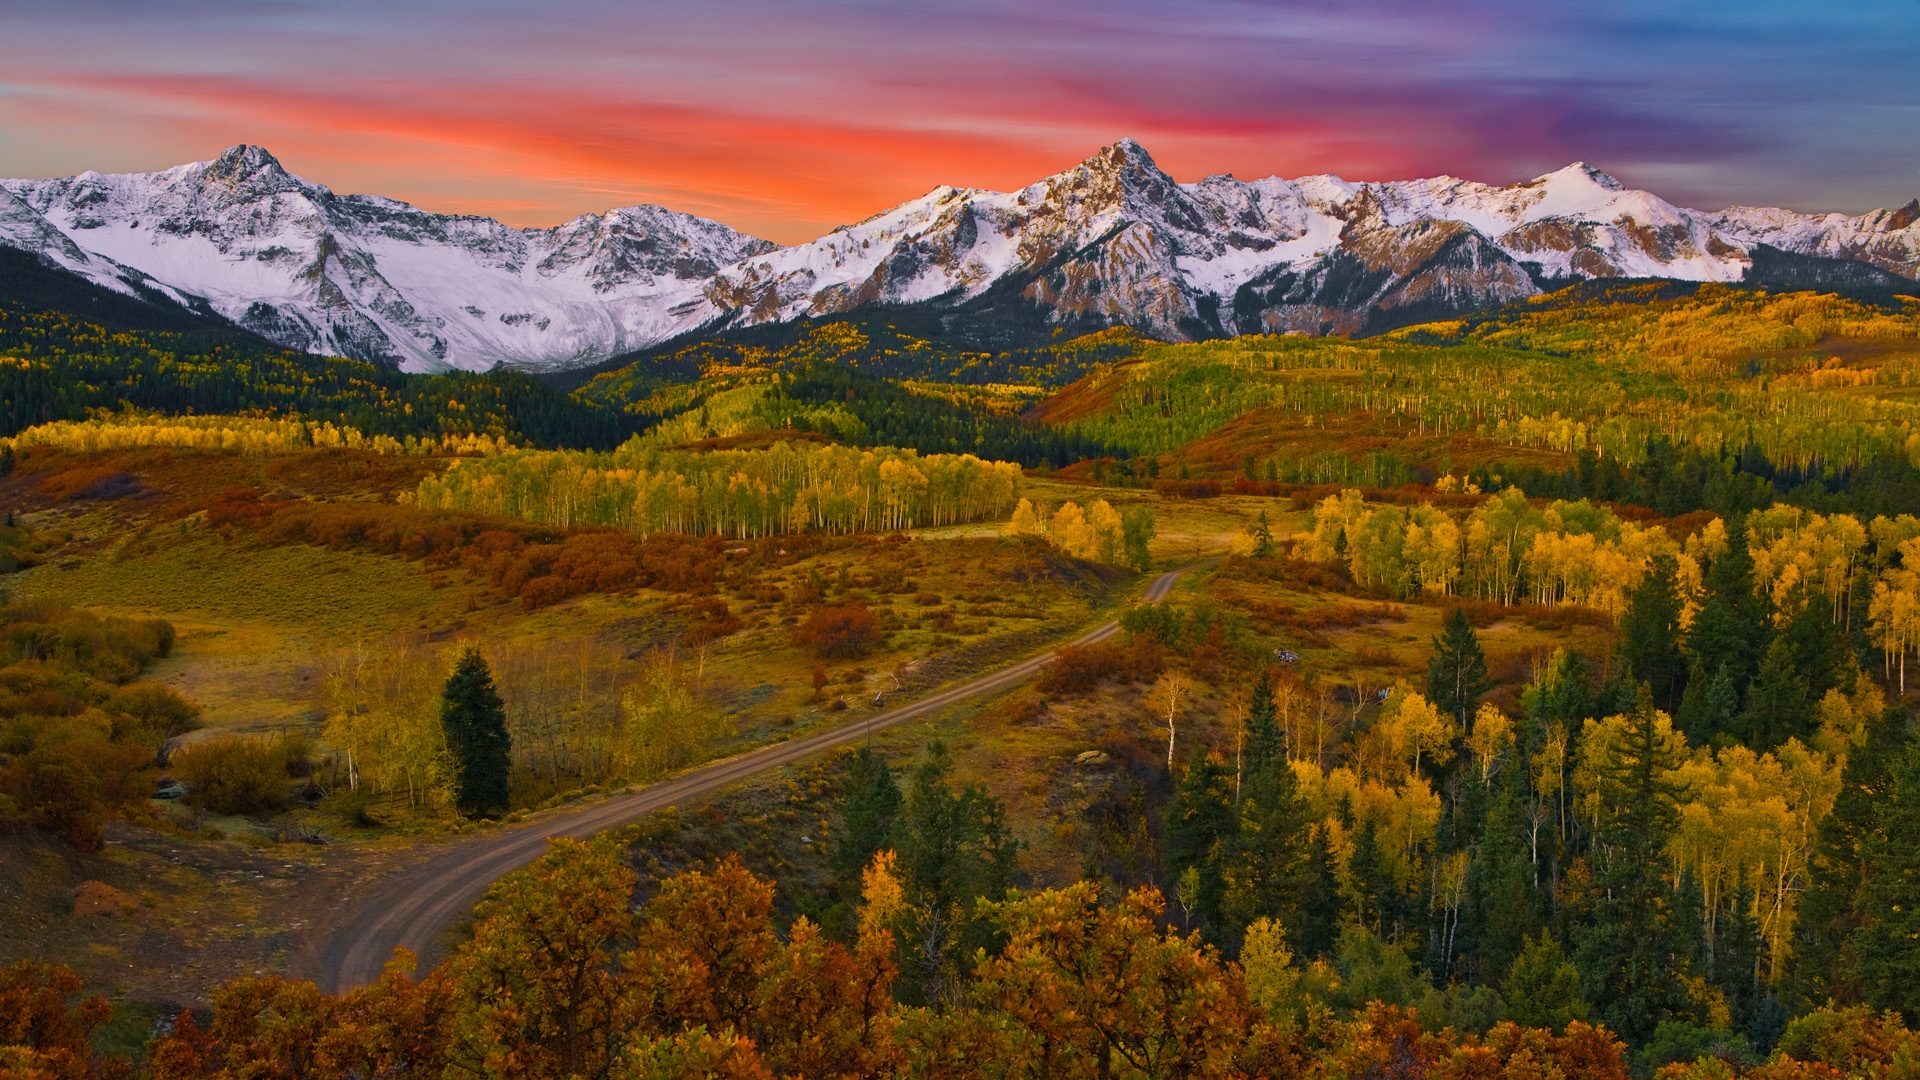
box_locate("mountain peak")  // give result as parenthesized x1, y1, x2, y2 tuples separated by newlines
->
(202, 144, 306, 191)
(1536, 161, 1625, 192)
(1084, 138, 1160, 174)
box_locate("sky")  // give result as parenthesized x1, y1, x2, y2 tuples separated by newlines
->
(1, 1, 1915, 245)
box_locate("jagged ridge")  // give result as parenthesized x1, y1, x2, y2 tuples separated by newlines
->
(2, 141, 1915, 371)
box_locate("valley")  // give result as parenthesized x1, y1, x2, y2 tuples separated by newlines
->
(1, 267, 1919, 1078)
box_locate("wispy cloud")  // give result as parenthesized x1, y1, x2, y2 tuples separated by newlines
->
(0, 0, 1913, 240)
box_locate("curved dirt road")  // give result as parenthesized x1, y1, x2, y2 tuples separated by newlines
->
(303, 562, 1200, 993)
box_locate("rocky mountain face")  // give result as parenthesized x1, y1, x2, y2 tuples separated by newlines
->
(0, 146, 777, 370)
(2, 141, 1916, 371)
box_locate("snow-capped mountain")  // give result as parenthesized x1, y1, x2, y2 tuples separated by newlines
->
(2, 141, 1916, 370)
(701, 141, 1920, 340)
(0, 145, 776, 370)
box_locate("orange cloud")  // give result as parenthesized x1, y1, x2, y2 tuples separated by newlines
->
(31, 73, 1422, 243)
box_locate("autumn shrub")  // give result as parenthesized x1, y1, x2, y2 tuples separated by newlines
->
(796, 603, 880, 658)
(1152, 478, 1222, 498)
(1039, 641, 1125, 695)
(102, 682, 201, 747)
(682, 597, 743, 645)
(0, 960, 114, 1078)
(172, 736, 299, 816)
(0, 735, 152, 849)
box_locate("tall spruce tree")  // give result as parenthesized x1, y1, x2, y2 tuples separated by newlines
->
(893, 741, 1021, 1006)
(441, 647, 511, 817)
(1471, 768, 1546, 986)
(1849, 735, 1920, 1020)
(1226, 672, 1314, 939)
(1429, 607, 1491, 728)
(1734, 637, 1812, 751)
(1620, 553, 1688, 712)
(1164, 749, 1237, 941)
(833, 745, 903, 888)
(1790, 705, 1910, 1009)
(1678, 518, 1769, 744)
(1572, 687, 1697, 1045)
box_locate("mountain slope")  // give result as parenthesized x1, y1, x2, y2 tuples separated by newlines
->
(2, 142, 1915, 371)
(0, 146, 777, 371)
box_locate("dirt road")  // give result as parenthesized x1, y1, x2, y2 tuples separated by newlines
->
(303, 562, 1199, 993)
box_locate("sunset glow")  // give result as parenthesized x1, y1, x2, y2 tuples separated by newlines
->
(2, 1, 1915, 243)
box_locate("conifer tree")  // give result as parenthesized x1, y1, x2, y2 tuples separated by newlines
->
(1504, 933, 1590, 1031)
(1850, 736, 1920, 1020)
(1734, 637, 1812, 750)
(1428, 607, 1491, 728)
(1620, 553, 1688, 712)
(1471, 768, 1545, 985)
(1678, 519, 1769, 743)
(1250, 511, 1276, 559)
(1163, 749, 1237, 941)
(833, 746, 903, 889)
(1791, 705, 1910, 1009)
(1294, 825, 1343, 961)
(1226, 673, 1314, 940)
(441, 647, 511, 817)
(893, 742, 1020, 1006)
(1244, 670, 1284, 776)
(1572, 687, 1695, 1045)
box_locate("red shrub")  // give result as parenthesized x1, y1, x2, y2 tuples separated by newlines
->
(795, 603, 880, 658)
(1151, 479, 1222, 498)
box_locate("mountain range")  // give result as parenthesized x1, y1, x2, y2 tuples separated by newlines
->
(3, 140, 1916, 372)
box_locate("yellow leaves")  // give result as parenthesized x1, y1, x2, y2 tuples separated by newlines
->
(1814, 679, 1885, 757)
(1239, 917, 1303, 1029)
(1050, 502, 1092, 557)
(1002, 497, 1042, 538)
(859, 850, 905, 942)
(421, 440, 1021, 538)
(617, 649, 727, 783)
(973, 882, 1248, 1080)
(1466, 704, 1515, 785)
(1666, 739, 1843, 983)
(1381, 690, 1457, 777)
(5, 413, 511, 458)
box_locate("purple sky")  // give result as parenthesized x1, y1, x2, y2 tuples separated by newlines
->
(2, 0, 1914, 244)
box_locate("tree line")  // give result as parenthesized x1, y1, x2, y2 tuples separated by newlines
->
(413, 440, 1024, 538)
(11, 829, 1920, 1079)
(0, 304, 646, 448)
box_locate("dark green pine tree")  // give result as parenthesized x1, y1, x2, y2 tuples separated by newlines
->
(1470, 768, 1546, 987)
(1346, 819, 1412, 944)
(1163, 749, 1238, 941)
(1620, 552, 1688, 713)
(1789, 705, 1910, 1010)
(1504, 932, 1591, 1032)
(1428, 607, 1492, 728)
(1779, 584, 1850, 703)
(1572, 687, 1698, 1046)
(892, 742, 1021, 1005)
(833, 745, 903, 888)
(1226, 673, 1314, 939)
(1849, 735, 1920, 1020)
(1294, 825, 1343, 961)
(1709, 888, 1779, 1052)
(1677, 519, 1769, 744)
(1733, 636, 1813, 751)
(441, 646, 511, 818)
(1250, 511, 1276, 559)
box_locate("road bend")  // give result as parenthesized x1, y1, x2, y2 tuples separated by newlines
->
(305, 560, 1204, 993)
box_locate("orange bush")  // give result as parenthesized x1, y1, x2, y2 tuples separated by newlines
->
(796, 603, 880, 658)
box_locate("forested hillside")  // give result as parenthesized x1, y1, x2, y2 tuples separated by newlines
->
(8, 280, 1920, 1079)
(0, 305, 643, 448)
